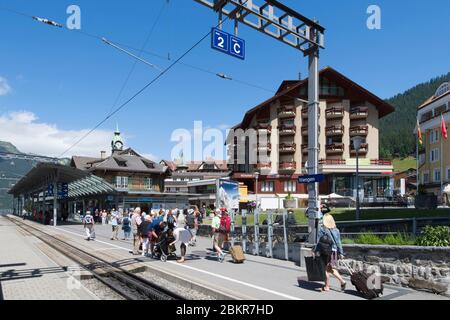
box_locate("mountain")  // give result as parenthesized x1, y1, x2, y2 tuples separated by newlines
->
(0, 142, 36, 210)
(380, 72, 450, 158)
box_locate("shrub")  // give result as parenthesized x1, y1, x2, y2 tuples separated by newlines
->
(341, 238, 355, 245)
(416, 226, 450, 247)
(383, 233, 415, 246)
(355, 233, 384, 245)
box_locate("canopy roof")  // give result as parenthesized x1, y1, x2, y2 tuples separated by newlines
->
(9, 163, 89, 196)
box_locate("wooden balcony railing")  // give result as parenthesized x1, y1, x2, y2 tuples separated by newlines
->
(350, 143, 369, 153)
(278, 106, 296, 118)
(279, 143, 296, 153)
(255, 124, 272, 133)
(350, 125, 369, 136)
(326, 125, 344, 136)
(326, 143, 344, 153)
(279, 161, 296, 170)
(350, 106, 369, 119)
(325, 106, 344, 118)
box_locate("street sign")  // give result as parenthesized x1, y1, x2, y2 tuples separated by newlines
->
(298, 174, 325, 184)
(211, 27, 245, 60)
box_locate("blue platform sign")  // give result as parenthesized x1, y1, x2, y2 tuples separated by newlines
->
(298, 174, 325, 184)
(211, 27, 245, 60)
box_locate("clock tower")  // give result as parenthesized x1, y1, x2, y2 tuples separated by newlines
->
(111, 124, 124, 153)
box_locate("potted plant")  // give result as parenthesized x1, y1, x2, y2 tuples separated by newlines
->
(283, 193, 297, 209)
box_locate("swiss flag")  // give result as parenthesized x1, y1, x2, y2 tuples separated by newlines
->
(441, 114, 448, 140)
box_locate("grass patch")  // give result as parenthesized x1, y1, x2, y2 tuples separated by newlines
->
(393, 157, 417, 173)
(210, 208, 449, 226)
(342, 232, 416, 246)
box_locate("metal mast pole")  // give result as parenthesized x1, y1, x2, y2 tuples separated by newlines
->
(307, 28, 320, 245)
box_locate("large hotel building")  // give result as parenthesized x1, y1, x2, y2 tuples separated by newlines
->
(228, 67, 395, 202)
(417, 82, 450, 196)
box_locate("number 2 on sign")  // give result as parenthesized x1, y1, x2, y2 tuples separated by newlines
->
(217, 36, 225, 48)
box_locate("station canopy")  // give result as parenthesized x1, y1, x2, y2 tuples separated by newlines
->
(8, 163, 115, 198)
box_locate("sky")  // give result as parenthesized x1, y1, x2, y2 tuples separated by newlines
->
(0, 0, 449, 161)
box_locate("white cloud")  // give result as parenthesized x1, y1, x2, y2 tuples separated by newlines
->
(0, 77, 12, 96)
(0, 111, 113, 158)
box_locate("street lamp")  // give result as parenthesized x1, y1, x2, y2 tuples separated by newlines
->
(255, 171, 260, 209)
(352, 136, 364, 220)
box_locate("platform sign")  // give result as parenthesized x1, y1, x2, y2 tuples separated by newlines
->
(298, 174, 325, 184)
(211, 27, 245, 60)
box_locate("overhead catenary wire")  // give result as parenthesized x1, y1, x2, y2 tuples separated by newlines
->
(0, 4, 280, 95)
(1, 1, 307, 158)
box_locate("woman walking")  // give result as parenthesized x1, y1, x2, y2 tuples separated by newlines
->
(314, 213, 347, 292)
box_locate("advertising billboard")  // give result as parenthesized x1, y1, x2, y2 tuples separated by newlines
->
(216, 179, 240, 210)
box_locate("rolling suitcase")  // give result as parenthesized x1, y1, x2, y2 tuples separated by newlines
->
(229, 245, 246, 264)
(341, 261, 383, 299)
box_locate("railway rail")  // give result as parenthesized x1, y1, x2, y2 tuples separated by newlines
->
(7, 216, 185, 301)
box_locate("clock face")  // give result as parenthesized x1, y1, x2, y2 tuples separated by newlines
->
(115, 141, 123, 149)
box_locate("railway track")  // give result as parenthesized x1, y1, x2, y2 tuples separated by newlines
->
(7, 217, 185, 301)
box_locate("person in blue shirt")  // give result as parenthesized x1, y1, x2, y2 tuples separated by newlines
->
(314, 213, 347, 292)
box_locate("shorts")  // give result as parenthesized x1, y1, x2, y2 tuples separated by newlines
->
(213, 232, 226, 247)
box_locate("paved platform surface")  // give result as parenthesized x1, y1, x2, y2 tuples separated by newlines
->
(33, 220, 447, 300)
(0, 216, 97, 300)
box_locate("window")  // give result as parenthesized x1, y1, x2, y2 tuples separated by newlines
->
(430, 148, 440, 162)
(284, 181, 297, 193)
(261, 181, 274, 193)
(144, 177, 153, 190)
(430, 130, 440, 144)
(434, 169, 441, 182)
(423, 172, 429, 184)
(115, 176, 128, 189)
(447, 167, 450, 180)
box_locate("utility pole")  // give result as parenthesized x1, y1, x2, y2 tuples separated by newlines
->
(306, 28, 321, 244)
(193, 0, 325, 245)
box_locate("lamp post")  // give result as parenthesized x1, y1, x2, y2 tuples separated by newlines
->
(352, 136, 364, 221)
(255, 172, 260, 209)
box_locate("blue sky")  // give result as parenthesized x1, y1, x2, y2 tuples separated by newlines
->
(0, 0, 449, 160)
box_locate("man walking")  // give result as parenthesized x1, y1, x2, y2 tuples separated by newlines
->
(131, 207, 142, 255)
(211, 209, 227, 262)
(83, 211, 95, 241)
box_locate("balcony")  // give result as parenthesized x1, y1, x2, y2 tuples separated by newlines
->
(326, 143, 344, 154)
(325, 106, 344, 119)
(350, 143, 369, 154)
(279, 161, 296, 173)
(371, 160, 393, 166)
(278, 106, 296, 118)
(350, 125, 369, 136)
(350, 106, 369, 120)
(257, 143, 272, 153)
(278, 124, 296, 136)
(319, 159, 346, 165)
(326, 125, 344, 136)
(256, 162, 272, 170)
(255, 124, 272, 134)
(279, 143, 296, 154)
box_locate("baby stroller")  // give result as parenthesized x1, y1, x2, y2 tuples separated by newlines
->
(153, 228, 177, 262)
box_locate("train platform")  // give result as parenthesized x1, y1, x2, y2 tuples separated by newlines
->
(0, 215, 98, 300)
(3, 215, 449, 300)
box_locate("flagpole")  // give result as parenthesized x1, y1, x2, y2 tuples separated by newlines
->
(416, 129, 419, 194)
(441, 113, 444, 195)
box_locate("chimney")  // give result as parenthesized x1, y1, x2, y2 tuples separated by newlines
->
(100, 151, 106, 159)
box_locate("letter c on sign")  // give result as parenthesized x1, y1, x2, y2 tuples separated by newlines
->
(234, 43, 241, 54)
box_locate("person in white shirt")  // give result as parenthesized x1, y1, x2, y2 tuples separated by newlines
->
(170, 227, 193, 264)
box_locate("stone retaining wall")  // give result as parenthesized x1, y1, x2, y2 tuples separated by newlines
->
(339, 245, 450, 296)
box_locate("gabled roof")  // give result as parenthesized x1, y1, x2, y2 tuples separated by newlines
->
(418, 90, 450, 110)
(233, 67, 395, 129)
(160, 160, 177, 172)
(71, 148, 166, 174)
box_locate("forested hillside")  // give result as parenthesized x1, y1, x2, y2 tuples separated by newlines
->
(380, 72, 450, 158)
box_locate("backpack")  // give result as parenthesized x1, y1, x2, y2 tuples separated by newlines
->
(167, 215, 176, 229)
(219, 216, 231, 234)
(197, 214, 203, 225)
(186, 214, 196, 228)
(122, 217, 130, 226)
(317, 233, 333, 257)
